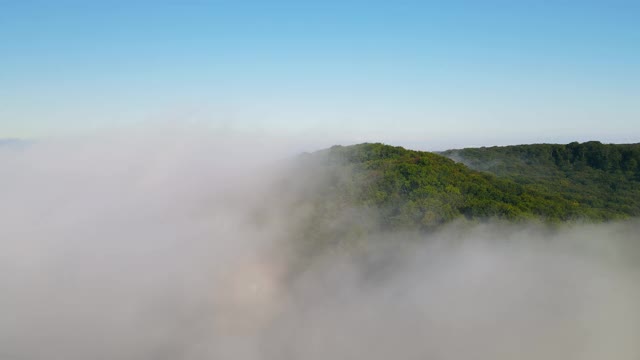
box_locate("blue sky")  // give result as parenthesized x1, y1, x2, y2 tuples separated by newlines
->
(1, 0, 638, 149)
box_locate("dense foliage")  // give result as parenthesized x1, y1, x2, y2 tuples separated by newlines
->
(441, 141, 640, 220)
(278, 141, 640, 261)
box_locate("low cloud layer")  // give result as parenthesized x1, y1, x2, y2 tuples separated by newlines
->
(1, 131, 639, 359)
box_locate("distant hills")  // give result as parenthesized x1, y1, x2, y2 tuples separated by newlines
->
(441, 141, 640, 220)
(0, 138, 20, 145)
(0, 138, 29, 148)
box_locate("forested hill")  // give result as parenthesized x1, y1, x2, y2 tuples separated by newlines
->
(290, 142, 639, 239)
(440, 141, 640, 220)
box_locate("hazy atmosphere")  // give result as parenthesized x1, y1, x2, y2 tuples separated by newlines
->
(2, 1, 639, 148)
(2, 1, 639, 359)
(2, 133, 639, 359)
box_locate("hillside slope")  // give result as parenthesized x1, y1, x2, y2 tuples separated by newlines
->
(286, 143, 613, 246)
(271, 142, 640, 266)
(441, 141, 640, 220)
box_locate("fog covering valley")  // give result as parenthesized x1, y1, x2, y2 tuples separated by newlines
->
(1, 130, 640, 359)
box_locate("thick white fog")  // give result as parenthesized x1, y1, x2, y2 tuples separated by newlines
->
(1, 131, 639, 360)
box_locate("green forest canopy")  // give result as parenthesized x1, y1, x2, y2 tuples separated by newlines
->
(441, 141, 640, 220)
(291, 142, 640, 237)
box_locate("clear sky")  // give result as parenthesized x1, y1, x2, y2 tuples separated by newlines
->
(1, 0, 639, 149)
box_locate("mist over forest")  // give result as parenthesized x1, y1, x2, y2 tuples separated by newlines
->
(2, 0, 639, 358)
(1, 131, 639, 359)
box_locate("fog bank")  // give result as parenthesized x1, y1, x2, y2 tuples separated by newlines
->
(1, 131, 639, 359)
